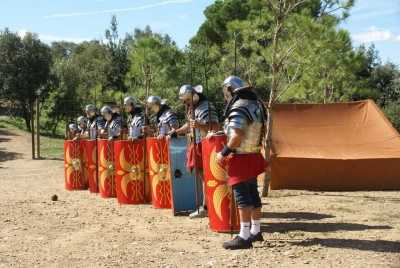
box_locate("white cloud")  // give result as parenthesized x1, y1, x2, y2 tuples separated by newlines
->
(42, 0, 193, 19)
(396, 35, 400, 41)
(17, 29, 89, 43)
(38, 34, 91, 43)
(178, 14, 188, 19)
(18, 29, 29, 38)
(352, 26, 393, 42)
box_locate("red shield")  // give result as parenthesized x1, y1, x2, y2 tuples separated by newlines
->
(114, 140, 151, 204)
(147, 138, 172, 209)
(202, 134, 240, 232)
(64, 140, 88, 190)
(98, 139, 117, 198)
(86, 140, 99, 193)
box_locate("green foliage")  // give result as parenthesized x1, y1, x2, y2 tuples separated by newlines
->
(1, 1, 400, 137)
(127, 33, 184, 104)
(0, 115, 26, 131)
(0, 114, 64, 159)
(0, 28, 53, 130)
(101, 15, 130, 95)
(371, 62, 400, 108)
(383, 100, 400, 132)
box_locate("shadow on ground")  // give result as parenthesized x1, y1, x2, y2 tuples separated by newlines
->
(288, 238, 400, 253)
(0, 129, 23, 164)
(262, 212, 335, 220)
(261, 221, 391, 234)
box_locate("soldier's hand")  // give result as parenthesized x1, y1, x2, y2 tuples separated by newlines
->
(107, 137, 114, 143)
(157, 134, 165, 141)
(189, 118, 197, 129)
(216, 152, 227, 165)
(142, 126, 148, 133)
(130, 137, 138, 144)
(206, 131, 216, 140)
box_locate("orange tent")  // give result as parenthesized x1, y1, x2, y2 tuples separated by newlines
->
(270, 99, 400, 190)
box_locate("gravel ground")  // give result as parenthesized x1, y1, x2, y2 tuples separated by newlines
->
(0, 127, 399, 268)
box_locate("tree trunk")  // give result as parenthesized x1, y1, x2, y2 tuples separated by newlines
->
(261, 78, 278, 197)
(323, 70, 328, 103)
(23, 104, 31, 131)
(52, 116, 59, 137)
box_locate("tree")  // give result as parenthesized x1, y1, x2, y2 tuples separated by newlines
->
(283, 28, 369, 103)
(372, 62, 400, 109)
(101, 15, 130, 106)
(233, 0, 355, 196)
(0, 28, 53, 130)
(127, 36, 183, 103)
(190, 0, 252, 49)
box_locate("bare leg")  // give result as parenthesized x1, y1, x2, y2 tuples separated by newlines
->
(251, 207, 261, 221)
(239, 206, 252, 222)
(198, 170, 207, 207)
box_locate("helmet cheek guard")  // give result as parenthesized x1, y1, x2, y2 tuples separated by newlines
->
(100, 106, 113, 122)
(146, 95, 163, 113)
(85, 104, 96, 118)
(179, 85, 201, 105)
(123, 96, 140, 113)
(77, 116, 88, 128)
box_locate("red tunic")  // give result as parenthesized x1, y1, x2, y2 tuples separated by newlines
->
(227, 153, 268, 186)
(186, 142, 203, 169)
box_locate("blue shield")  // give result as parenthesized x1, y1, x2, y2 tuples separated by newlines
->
(168, 137, 203, 215)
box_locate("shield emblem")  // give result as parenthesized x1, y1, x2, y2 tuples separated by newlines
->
(202, 134, 240, 232)
(169, 137, 203, 215)
(114, 140, 151, 204)
(98, 139, 117, 198)
(147, 138, 172, 208)
(64, 140, 88, 190)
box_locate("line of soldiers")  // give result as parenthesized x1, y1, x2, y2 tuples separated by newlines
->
(66, 76, 268, 250)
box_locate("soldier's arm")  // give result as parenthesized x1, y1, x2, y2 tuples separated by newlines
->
(216, 127, 244, 164)
(166, 122, 188, 139)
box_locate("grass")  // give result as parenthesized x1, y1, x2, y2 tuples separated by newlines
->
(0, 116, 26, 131)
(333, 199, 353, 203)
(371, 213, 400, 222)
(333, 207, 356, 213)
(39, 136, 64, 159)
(280, 229, 305, 238)
(269, 190, 299, 198)
(1, 115, 64, 160)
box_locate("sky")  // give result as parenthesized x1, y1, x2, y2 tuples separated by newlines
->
(0, 0, 399, 66)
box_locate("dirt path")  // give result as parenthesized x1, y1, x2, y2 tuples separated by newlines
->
(0, 128, 399, 268)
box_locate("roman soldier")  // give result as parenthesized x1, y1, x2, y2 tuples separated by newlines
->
(142, 95, 179, 140)
(123, 96, 145, 143)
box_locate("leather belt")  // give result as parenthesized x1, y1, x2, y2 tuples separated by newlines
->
(234, 146, 262, 152)
(187, 133, 207, 138)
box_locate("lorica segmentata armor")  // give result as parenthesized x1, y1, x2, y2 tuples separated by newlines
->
(225, 99, 265, 154)
(127, 111, 145, 138)
(189, 100, 218, 143)
(157, 108, 179, 136)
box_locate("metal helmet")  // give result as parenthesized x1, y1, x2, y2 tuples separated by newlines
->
(147, 95, 166, 113)
(77, 116, 88, 128)
(179, 85, 201, 105)
(69, 123, 77, 130)
(100, 106, 113, 122)
(85, 104, 96, 119)
(123, 96, 140, 113)
(221, 76, 253, 102)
